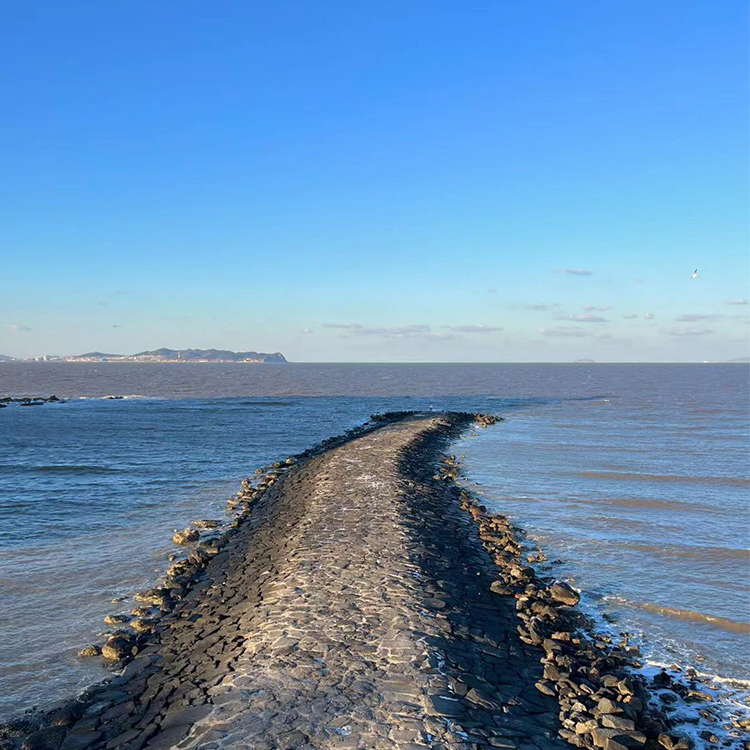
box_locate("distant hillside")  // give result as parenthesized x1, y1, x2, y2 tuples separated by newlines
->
(725, 357, 750, 364)
(59, 348, 287, 363)
(0, 354, 16, 361)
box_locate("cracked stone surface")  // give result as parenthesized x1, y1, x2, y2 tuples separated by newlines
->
(16, 415, 568, 750)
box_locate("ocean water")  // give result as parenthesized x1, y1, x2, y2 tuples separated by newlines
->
(0, 362, 748, 723)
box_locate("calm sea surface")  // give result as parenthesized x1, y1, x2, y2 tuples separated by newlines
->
(0, 363, 748, 721)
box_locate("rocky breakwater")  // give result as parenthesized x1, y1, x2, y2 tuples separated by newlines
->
(0, 411, 727, 750)
(0, 395, 66, 408)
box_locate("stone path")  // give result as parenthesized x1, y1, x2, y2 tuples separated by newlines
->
(12, 415, 568, 750)
(176, 415, 565, 750)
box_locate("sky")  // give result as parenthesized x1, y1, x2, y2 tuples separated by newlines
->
(0, 1, 748, 362)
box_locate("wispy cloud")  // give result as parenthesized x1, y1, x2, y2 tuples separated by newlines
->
(556, 268, 593, 276)
(527, 303, 561, 311)
(622, 314, 638, 319)
(538, 327, 587, 338)
(725, 299, 748, 306)
(584, 305, 611, 312)
(10, 324, 32, 332)
(487, 288, 497, 294)
(301, 328, 314, 335)
(644, 312, 655, 320)
(675, 313, 723, 322)
(322, 323, 434, 338)
(555, 314, 608, 323)
(665, 327, 714, 337)
(443, 325, 502, 334)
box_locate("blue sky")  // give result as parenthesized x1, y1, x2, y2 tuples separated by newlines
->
(1, 1, 747, 361)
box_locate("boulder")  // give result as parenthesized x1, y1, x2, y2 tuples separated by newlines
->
(103, 614, 129, 626)
(172, 528, 199, 545)
(549, 581, 581, 605)
(101, 635, 135, 661)
(191, 519, 220, 529)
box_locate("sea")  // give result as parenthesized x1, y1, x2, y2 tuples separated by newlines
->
(1, 362, 748, 734)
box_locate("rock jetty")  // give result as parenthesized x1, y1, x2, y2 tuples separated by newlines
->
(0, 413, 719, 750)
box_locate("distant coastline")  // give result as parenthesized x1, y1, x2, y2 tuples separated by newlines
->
(0, 348, 287, 364)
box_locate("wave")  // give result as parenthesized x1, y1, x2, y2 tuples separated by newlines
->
(578, 471, 750, 488)
(622, 541, 750, 561)
(604, 497, 704, 512)
(613, 598, 750, 634)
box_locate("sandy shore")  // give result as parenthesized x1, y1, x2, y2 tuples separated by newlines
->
(2, 413, 688, 750)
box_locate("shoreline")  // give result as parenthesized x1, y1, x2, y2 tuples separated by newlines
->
(0, 412, 735, 750)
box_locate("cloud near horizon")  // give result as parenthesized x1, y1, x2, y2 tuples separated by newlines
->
(527, 303, 561, 311)
(443, 325, 503, 334)
(556, 268, 593, 276)
(555, 314, 608, 323)
(675, 313, 724, 322)
(584, 305, 611, 312)
(724, 299, 748, 306)
(665, 327, 715, 337)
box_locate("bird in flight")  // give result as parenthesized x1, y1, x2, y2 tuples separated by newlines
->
(691, 269, 698, 279)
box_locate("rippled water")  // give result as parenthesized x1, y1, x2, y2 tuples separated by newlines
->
(0, 362, 748, 720)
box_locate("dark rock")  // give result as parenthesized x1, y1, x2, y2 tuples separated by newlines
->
(21, 727, 66, 750)
(277, 730, 308, 750)
(160, 704, 212, 730)
(60, 731, 103, 750)
(49, 705, 83, 728)
(428, 694, 465, 716)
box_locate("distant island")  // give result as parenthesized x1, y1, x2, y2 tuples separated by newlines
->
(9, 348, 288, 363)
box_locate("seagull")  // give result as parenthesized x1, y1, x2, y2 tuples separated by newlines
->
(692, 269, 698, 279)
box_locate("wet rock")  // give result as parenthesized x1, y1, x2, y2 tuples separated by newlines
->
(101, 635, 136, 661)
(191, 519, 220, 529)
(130, 618, 156, 633)
(658, 733, 694, 750)
(549, 581, 581, 606)
(172, 528, 199, 545)
(103, 614, 129, 626)
(698, 730, 719, 744)
(134, 588, 170, 606)
(76, 645, 101, 657)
